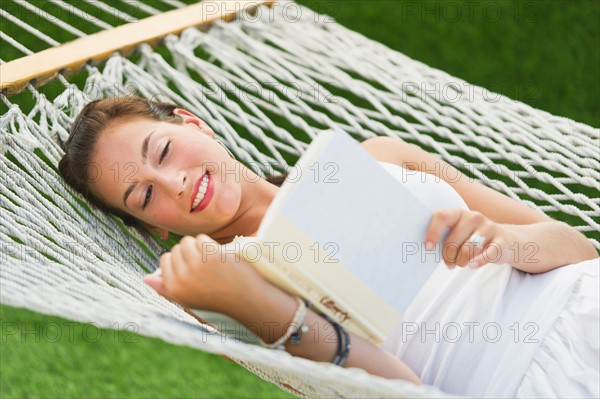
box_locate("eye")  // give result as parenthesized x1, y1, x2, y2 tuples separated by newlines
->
(143, 185, 153, 209)
(159, 140, 172, 164)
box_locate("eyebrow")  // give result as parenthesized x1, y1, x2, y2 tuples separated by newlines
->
(122, 130, 155, 207)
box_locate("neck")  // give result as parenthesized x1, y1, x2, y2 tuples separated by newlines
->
(210, 168, 279, 245)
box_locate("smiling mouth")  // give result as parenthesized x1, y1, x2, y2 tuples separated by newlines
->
(190, 172, 209, 211)
(190, 172, 214, 213)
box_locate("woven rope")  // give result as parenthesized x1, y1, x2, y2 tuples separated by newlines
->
(1, 1, 598, 397)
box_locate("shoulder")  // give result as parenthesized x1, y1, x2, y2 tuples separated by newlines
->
(360, 136, 418, 169)
(359, 136, 551, 224)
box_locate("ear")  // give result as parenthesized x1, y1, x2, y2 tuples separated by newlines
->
(172, 108, 214, 138)
(146, 224, 170, 241)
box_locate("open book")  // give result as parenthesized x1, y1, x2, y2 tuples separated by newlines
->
(228, 128, 442, 344)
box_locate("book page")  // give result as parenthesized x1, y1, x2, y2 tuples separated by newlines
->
(263, 129, 441, 315)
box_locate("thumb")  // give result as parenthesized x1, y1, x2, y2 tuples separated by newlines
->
(143, 274, 172, 299)
(194, 233, 221, 256)
(195, 233, 219, 245)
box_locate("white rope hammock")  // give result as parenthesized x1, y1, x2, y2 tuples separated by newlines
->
(1, 1, 598, 398)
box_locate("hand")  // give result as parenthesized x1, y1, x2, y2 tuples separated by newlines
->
(425, 208, 512, 269)
(143, 234, 277, 316)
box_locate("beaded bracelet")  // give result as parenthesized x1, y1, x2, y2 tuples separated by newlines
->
(289, 301, 311, 345)
(323, 315, 351, 367)
(260, 298, 351, 367)
(261, 296, 309, 350)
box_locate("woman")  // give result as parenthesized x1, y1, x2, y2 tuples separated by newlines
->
(60, 96, 599, 396)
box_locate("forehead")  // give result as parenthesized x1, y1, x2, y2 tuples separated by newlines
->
(99, 117, 157, 145)
(94, 118, 158, 161)
(89, 118, 159, 206)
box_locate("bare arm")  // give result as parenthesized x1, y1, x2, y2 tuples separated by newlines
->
(361, 137, 598, 272)
(500, 222, 598, 273)
(233, 278, 421, 382)
(146, 235, 421, 384)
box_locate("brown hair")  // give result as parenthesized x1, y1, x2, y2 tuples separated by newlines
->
(59, 96, 286, 230)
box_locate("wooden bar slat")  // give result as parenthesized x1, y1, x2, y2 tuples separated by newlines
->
(0, 0, 272, 95)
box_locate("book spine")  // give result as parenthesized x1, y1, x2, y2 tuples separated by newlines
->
(231, 237, 378, 343)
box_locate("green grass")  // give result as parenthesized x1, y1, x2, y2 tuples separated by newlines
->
(1, 1, 599, 398)
(0, 304, 294, 398)
(298, 0, 599, 128)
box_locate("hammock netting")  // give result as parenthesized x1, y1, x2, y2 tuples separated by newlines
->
(1, 1, 598, 398)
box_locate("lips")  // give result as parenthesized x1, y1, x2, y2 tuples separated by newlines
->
(190, 172, 214, 213)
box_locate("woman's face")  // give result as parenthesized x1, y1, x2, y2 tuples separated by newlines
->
(89, 109, 242, 237)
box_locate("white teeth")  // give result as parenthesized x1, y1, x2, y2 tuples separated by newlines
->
(192, 174, 209, 210)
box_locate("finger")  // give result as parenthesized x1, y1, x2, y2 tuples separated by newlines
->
(162, 246, 187, 303)
(467, 247, 493, 269)
(170, 243, 188, 281)
(470, 236, 505, 268)
(446, 213, 487, 267)
(444, 222, 478, 267)
(159, 252, 174, 290)
(456, 231, 490, 267)
(425, 209, 463, 250)
(195, 234, 221, 263)
(179, 236, 200, 269)
(142, 274, 172, 299)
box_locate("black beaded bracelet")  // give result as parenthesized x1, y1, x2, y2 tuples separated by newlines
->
(324, 315, 351, 367)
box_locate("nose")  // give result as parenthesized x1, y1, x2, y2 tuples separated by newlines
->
(158, 169, 187, 199)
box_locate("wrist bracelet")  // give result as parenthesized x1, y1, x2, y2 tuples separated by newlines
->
(289, 301, 311, 345)
(261, 296, 308, 350)
(324, 315, 351, 367)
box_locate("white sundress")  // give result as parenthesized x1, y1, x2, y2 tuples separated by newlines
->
(377, 161, 600, 398)
(192, 161, 599, 397)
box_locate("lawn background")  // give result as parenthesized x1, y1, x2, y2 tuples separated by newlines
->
(1, 1, 598, 398)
